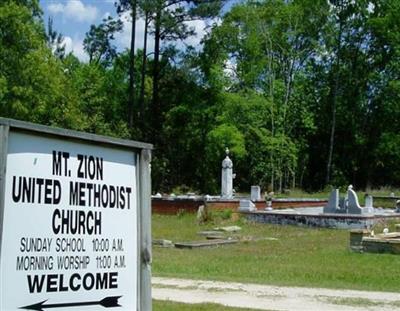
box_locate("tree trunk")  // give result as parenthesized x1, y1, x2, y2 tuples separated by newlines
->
(139, 11, 149, 138)
(128, 0, 137, 130)
(270, 153, 274, 192)
(292, 171, 296, 189)
(326, 14, 343, 185)
(152, 8, 161, 141)
(326, 90, 337, 185)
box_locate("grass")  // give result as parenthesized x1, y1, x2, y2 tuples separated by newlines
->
(273, 188, 331, 199)
(152, 213, 400, 292)
(317, 296, 400, 308)
(153, 300, 258, 310)
(317, 296, 382, 307)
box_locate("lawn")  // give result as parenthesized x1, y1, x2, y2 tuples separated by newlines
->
(153, 300, 257, 310)
(152, 212, 400, 292)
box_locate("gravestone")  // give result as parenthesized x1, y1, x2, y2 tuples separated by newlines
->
(364, 195, 374, 213)
(197, 205, 207, 223)
(365, 195, 373, 208)
(324, 186, 374, 215)
(221, 148, 234, 199)
(347, 188, 363, 214)
(251, 185, 261, 201)
(239, 199, 256, 212)
(323, 189, 339, 213)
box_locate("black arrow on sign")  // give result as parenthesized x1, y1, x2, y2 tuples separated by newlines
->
(20, 296, 122, 310)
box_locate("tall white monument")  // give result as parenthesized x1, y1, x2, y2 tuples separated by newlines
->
(221, 148, 234, 199)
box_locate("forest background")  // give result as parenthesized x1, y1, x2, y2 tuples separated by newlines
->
(1, 0, 400, 194)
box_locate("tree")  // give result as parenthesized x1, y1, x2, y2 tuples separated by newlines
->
(46, 17, 66, 59)
(83, 16, 123, 66)
(145, 0, 227, 140)
(116, 0, 139, 132)
(201, 0, 327, 191)
(0, 0, 82, 129)
(325, 0, 351, 185)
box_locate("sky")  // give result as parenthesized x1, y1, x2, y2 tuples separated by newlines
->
(39, 0, 241, 62)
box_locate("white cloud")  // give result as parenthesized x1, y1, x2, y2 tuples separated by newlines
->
(48, 3, 63, 14)
(103, 12, 111, 19)
(48, 0, 98, 23)
(63, 36, 88, 62)
(182, 19, 208, 48)
(173, 18, 219, 51)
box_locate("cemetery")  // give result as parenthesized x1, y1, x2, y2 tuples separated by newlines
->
(150, 150, 400, 308)
(152, 150, 400, 230)
(151, 149, 326, 216)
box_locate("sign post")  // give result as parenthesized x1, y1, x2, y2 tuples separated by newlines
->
(0, 118, 152, 311)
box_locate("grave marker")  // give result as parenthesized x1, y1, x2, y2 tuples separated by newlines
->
(323, 189, 339, 213)
(221, 148, 233, 199)
(251, 186, 261, 202)
(347, 188, 363, 214)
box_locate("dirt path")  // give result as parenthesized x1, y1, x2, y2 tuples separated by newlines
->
(152, 277, 400, 311)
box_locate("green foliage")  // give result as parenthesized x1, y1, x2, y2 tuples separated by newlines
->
(208, 209, 233, 222)
(171, 185, 195, 195)
(83, 16, 123, 66)
(3, 0, 400, 193)
(0, 1, 130, 138)
(46, 17, 65, 59)
(206, 124, 246, 160)
(0, 1, 81, 128)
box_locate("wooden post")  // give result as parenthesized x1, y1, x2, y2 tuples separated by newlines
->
(139, 148, 152, 310)
(0, 125, 9, 269)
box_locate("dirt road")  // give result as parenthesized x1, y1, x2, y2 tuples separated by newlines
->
(152, 277, 400, 310)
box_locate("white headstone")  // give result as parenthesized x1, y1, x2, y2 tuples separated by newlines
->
(347, 188, 363, 214)
(365, 195, 373, 208)
(197, 205, 207, 223)
(221, 148, 233, 199)
(251, 186, 261, 201)
(238, 199, 256, 212)
(323, 189, 339, 213)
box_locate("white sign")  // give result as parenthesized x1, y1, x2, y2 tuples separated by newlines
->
(1, 131, 138, 310)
